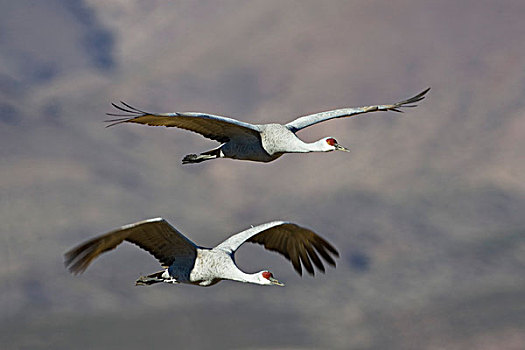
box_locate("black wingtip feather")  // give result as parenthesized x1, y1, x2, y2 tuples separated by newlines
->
(317, 247, 337, 266)
(299, 246, 315, 275)
(105, 119, 129, 128)
(104, 117, 130, 122)
(305, 244, 325, 272)
(399, 88, 430, 105)
(104, 102, 144, 127)
(111, 102, 137, 114)
(411, 87, 431, 101)
(293, 261, 303, 276)
(119, 101, 149, 114)
(105, 113, 137, 117)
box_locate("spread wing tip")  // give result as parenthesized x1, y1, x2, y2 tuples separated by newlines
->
(290, 226, 340, 276)
(407, 87, 431, 103)
(104, 116, 131, 127)
(249, 223, 339, 277)
(64, 250, 90, 275)
(105, 101, 153, 127)
(392, 87, 430, 109)
(110, 101, 149, 115)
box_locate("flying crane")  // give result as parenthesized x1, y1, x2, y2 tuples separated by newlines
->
(106, 88, 430, 164)
(65, 218, 339, 287)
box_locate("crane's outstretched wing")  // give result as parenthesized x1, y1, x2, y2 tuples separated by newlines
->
(106, 102, 261, 143)
(64, 218, 197, 274)
(216, 221, 339, 276)
(285, 88, 430, 132)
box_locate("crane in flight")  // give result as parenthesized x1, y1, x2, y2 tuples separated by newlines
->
(64, 218, 339, 287)
(106, 88, 429, 164)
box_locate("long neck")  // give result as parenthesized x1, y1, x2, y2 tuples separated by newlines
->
(287, 138, 328, 153)
(224, 267, 264, 285)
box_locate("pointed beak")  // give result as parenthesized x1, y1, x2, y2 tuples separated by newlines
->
(269, 276, 285, 286)
(334, 143, 350, 152)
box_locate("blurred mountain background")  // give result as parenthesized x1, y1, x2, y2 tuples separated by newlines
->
(1, 1, 524, 349)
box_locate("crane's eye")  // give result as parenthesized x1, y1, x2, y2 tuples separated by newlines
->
(326, 138, 337, 146)
(262, 271, 272, 279)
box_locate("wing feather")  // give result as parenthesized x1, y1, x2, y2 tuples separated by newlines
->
(106, 103, 261, 143)
(304, 243, 324, 272)
(64, 218, 197, 274)
(298, 240, 314, 275)
(216, 221, 339, 276)
(286, 88, 430, 132)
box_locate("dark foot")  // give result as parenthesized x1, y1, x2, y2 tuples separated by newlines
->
(135, 275, 161, 286)
(182, 153, 216, 164)
(182, 154, 199, 164)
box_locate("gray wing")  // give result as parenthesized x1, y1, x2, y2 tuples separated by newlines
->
(106, 102, 261, 143)
(64, 218, 197, 274)
(285, 88, 430, 132)
(215, 221, 339, 276)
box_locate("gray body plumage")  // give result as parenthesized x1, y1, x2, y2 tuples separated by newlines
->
(259, 124, 309, 154)
(219, 126, 279, 162)
(188, 249, 239, 286)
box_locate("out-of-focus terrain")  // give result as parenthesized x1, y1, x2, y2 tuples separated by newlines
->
(1, 1, 524, 349)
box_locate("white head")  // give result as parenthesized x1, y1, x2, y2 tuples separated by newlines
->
(317, 137, 350, 152)
(256, 270, 285, 286)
